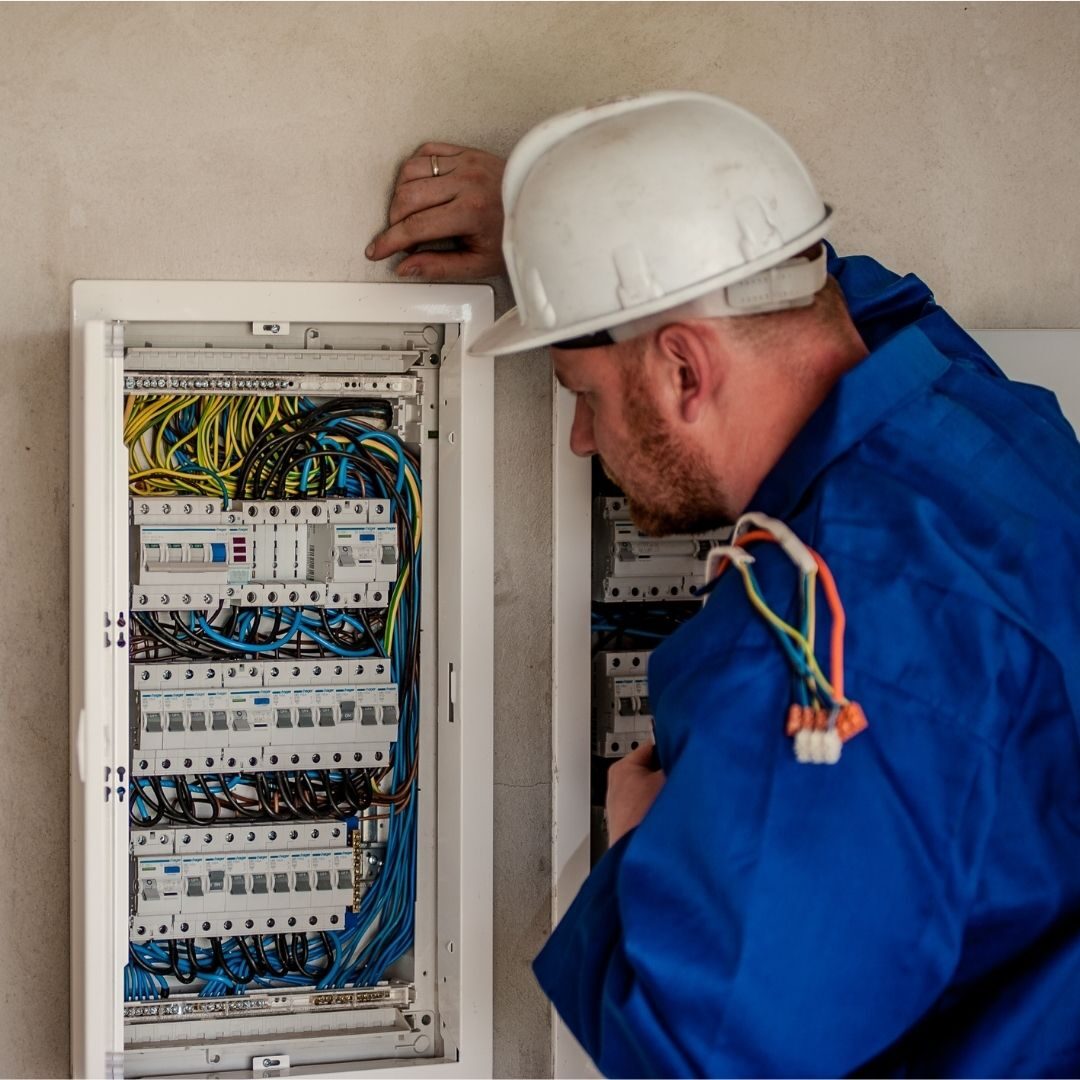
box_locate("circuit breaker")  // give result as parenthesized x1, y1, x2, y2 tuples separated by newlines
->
(70, 282, 494, 1079)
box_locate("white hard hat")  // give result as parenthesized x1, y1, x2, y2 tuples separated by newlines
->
(470, 91, 833, 357)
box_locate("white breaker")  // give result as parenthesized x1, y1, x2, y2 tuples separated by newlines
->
(131, 497, 399, 610)
(129, 819, 387, 942)
(131, 659, 398, 775)
(592, 650, 654, 758)
(592, 497, 732, 602)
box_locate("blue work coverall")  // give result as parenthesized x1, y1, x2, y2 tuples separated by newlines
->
(534, 247, 1080, 1077)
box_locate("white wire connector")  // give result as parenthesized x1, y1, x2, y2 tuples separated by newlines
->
(793, 727, 843, 765)
(701, 544, 755, 606)
(732, 511, 818, 577)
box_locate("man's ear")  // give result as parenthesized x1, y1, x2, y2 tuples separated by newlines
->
(653, 322, 721, 424)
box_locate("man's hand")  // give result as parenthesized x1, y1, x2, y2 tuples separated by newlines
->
(366, 142, 506, 281)
(606, 741, 666, 847)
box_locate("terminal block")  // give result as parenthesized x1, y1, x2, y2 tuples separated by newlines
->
(592, 650, 654, 758)
(592, 497, 731, 602)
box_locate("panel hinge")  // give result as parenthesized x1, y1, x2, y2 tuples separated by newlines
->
(104, 1049, 124, 1078)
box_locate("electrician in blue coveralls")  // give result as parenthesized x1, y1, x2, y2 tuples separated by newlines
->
(368, 93, 1080, 1077)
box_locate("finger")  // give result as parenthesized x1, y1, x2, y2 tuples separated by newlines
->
(397, 154, 460, 185)
(414, 141, 470, 157)
(367, 203, 477, 261)
(388, 176, 459, 227)
(620, 740, 659, 769)
(395, 250, 501, 282)
(397, 145, 469, 186)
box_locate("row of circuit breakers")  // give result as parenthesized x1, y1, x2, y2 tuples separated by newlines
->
(130, 497, 397, 943)
(131, 819, 384, 943)
(132, 496, 398, 610)
(591, 497, 728, 759)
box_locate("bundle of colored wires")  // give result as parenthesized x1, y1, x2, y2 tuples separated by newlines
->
(129, 771, 378, 827)
(123, 395, 423, 999)
(128, 932, 337, 1000)
(707, 528, 849, 714)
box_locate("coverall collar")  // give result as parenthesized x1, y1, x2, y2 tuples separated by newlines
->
(750, 325, 951, 520)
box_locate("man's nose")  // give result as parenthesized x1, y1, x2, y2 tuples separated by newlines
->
(569, 395, 597, 457)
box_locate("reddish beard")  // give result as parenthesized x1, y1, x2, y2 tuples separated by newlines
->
(616, 386, 733, 536)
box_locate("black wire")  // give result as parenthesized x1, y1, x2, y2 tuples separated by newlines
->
(318, 932, 336, 975)
(236, 936, 268, 977)
(212, 937, 254, 985)
(254, 935, 289, 978)
(174, 776, 203, 825)
(186, 938, 218, 975)
(129, 777, 164, 827)
(317, 771, 352, 817)
(296, 772, 323, 816)
(292, 932, 309, 972)
(194, 775, 221, 823)
(275, 933, 296, 973)
(214, 774, 262, 819)
(255, 773, 289, 820)
(150, 776, 188, 823)
(168, 939, 197, 984)
(129, 946, 172, 976)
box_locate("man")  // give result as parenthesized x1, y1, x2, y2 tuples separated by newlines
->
(368, 93, 1080, 1076)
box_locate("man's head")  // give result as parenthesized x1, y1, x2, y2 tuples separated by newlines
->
(551, 275, 865, 534)
(468, 90, 862, 532)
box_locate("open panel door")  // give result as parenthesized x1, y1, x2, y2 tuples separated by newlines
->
(70, 318, 129, 1078)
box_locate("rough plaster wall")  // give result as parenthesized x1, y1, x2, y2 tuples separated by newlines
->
(0, 2, 1077, 1077)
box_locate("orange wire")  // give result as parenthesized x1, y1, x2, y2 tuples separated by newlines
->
(810, 550, 846, 701)
(708, 528, 848, 701)
(709, 529, 778, 580)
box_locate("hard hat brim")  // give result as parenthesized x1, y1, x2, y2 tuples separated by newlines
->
(468, 208, 833, 358)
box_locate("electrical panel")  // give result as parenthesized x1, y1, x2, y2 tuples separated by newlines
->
(70, 283, 493, 1079)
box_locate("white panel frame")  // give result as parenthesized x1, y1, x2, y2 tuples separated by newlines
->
(549, 382, 600, 1080)
(548, 328, 1079, 1078)
(70, 281, 494, 1080)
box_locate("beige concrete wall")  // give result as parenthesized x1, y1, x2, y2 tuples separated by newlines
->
(0, 2, 1076, 1076)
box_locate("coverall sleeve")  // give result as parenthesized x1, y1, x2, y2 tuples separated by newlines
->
(533, 664, 1000, 1078)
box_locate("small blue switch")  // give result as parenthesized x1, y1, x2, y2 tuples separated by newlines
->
(210, 543, 227, 562)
